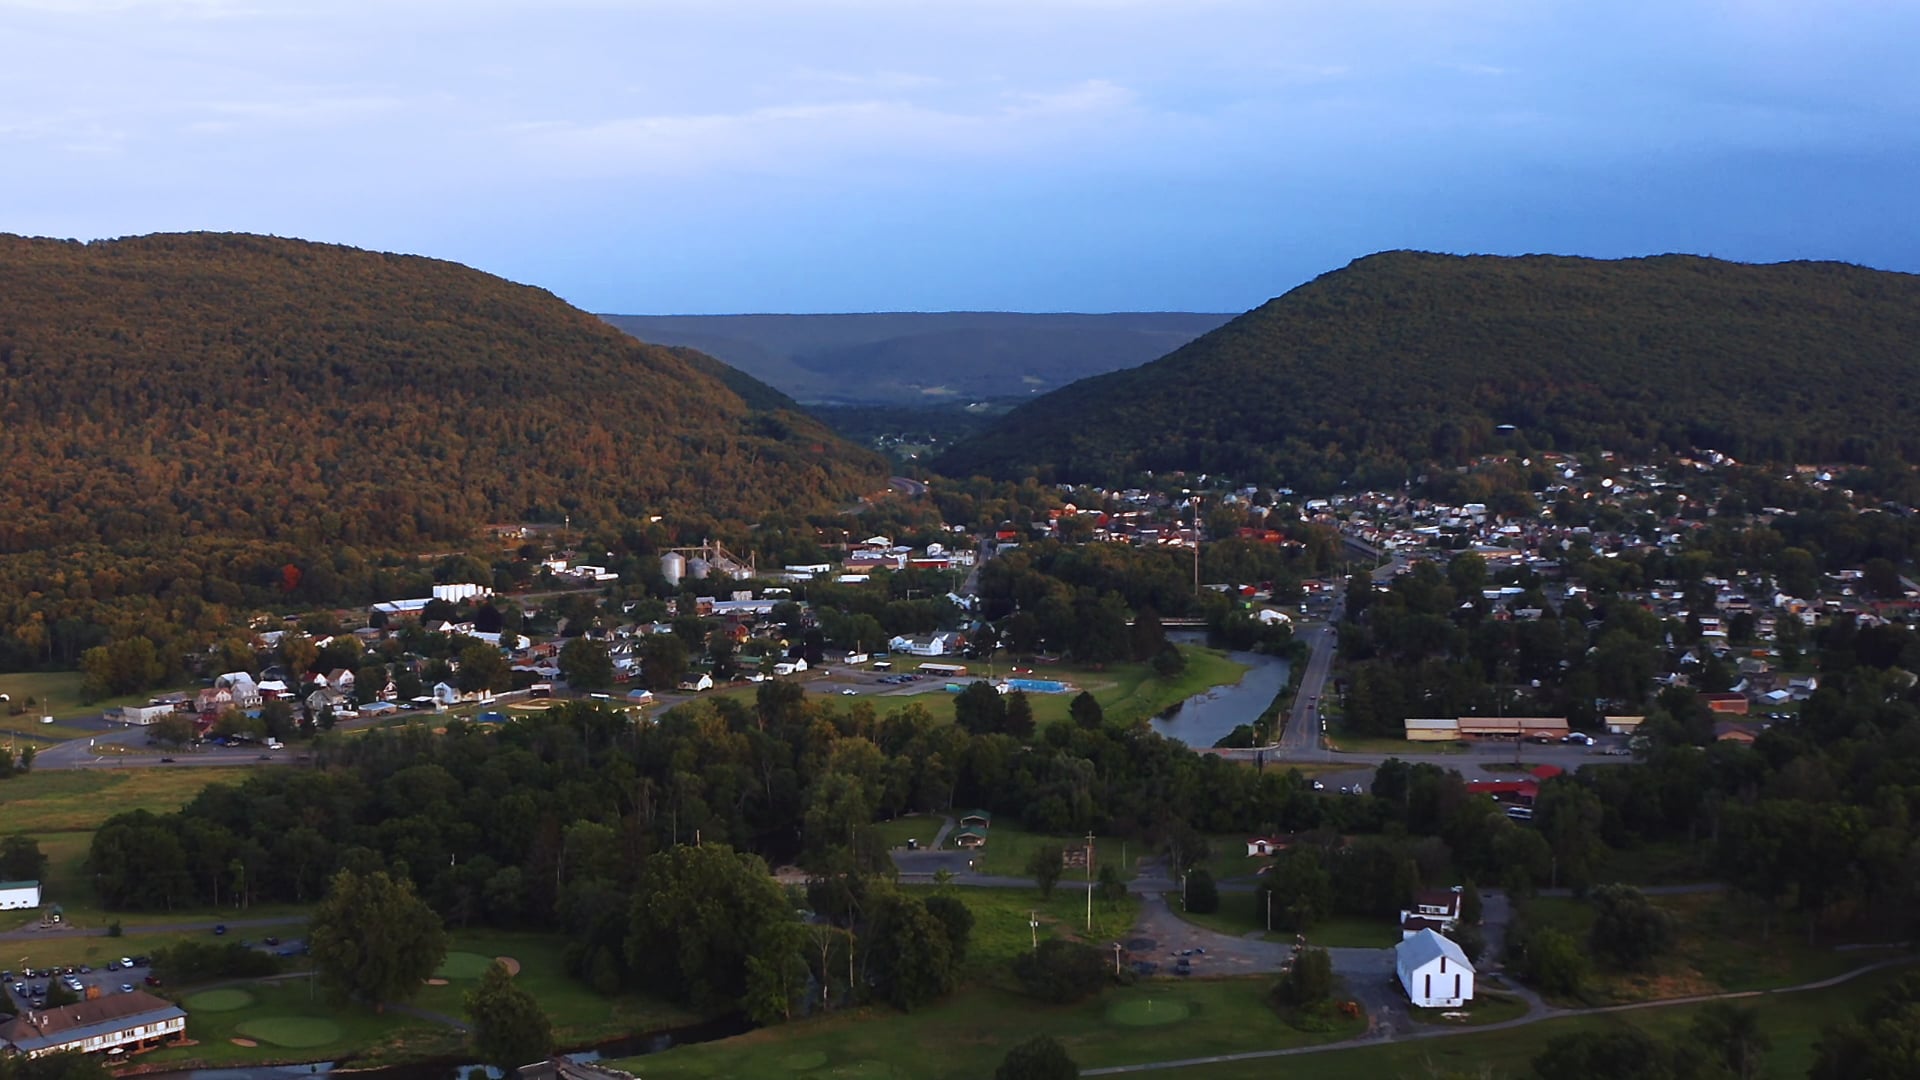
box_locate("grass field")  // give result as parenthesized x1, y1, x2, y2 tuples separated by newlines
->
(871, 814, 944, 850)
(966, 822, 1140, 881)
(1521, 892, 1906, 1005)
(1169, 964, 1915, 1080)
(1324, 732, 1466, 754)
(0, 768, 228, 833)
(408, 929, 707, 1046)
(613, 976, 1363, 1080)
(0, 670, 191, 732)
(904, 884, 1141, 978)
(140, 978, 461, 1069)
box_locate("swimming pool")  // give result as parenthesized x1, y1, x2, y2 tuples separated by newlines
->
(1005, 678, 1072, 694)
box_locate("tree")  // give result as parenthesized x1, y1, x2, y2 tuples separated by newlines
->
(995, 1035, 1079, 1080)
(1459, 880, 1483, 926)
(626, 843, 806, 1014)
(1514, 927, 1587, 996)
(559, 637, 613, 691)
(1587, 883, 1672, 970)
(308, 868, 449, 1008)
(1535, 782, 1605, 893)
(1184, 867, 1219, 914)
(1012, 939, 1108, 1003)
(954, 680, 1006, 736)
(0, 836, 48, 882)
(458, 642, 512, 694)
(639, 633, 690, 692)
(1272, 946, 1334, 1007)
(1027, 844, 1065, 900)
(1256, 851, 1331, 931)
(1003, 690, 1035, 740)
(1069, 691, 1105, 730)
(465, 960, 553, 1073)
(923, 893, 975, 967)
(1690, 1002, 1769, 1080)
(1096, 863, 1127, 904)
(1530, 1029, 1694, 1080)
(868, 891, 958, 1010)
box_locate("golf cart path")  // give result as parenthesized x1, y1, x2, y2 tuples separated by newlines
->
(1081, 954, 1920, 1075)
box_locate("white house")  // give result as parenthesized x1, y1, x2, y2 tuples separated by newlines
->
(678, 673, 715, 692)
(1245, 836, 1287, 857)
(116, 703, 176, 726)
(889, 633, 956, 657)
(771, 660, 809, 677)
(1396, 928, 1474, 1008)
(0, 879, 41, 909)
(432, 681, 462, 705)
(1400, 887, 1464, 939)
(215, 672, 261, 709)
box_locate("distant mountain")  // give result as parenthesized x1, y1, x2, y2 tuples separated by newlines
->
(599, 312, 1233, 405)
(0, 232, 885, 556)
(934, 252, 1920, 489)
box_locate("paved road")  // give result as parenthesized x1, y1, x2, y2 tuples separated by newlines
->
(1081, 954, 1920, 1076)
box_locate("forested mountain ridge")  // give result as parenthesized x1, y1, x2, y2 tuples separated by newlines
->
(0, 232, 884, 668)
(934, 252, 1920, 488)
(0, 231, 881, 549)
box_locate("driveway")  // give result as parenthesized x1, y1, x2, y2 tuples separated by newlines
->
(1127, 893, 1293, 978)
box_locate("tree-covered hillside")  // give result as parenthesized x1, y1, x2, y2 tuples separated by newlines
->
(0, 232, 885, 668)
(935, 252, 1920, 488)
(0, 232, 882, 549)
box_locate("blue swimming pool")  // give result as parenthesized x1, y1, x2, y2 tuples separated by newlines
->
(1005, 678, 1071, 694)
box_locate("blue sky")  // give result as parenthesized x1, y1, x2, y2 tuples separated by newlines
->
(4, 1, 1917, 314)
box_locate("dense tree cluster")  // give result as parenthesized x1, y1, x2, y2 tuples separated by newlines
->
(938, 251, 1920, 487)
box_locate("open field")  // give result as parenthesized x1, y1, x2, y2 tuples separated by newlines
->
(4, 917, 309, 970)
(965, 822, 1140, 881)
(871, 814, 944, 849)
(1170, 965, 1916, 1080)
(1599, 838, 1715, 885)
(1522, 892, 1909, 1005)
(904, 884, 1141, 978)
(409, 929, 707, 1047)
(0, 670, 191, 732)
(1324, 731, 1466, 755)
(0, 768, 229, 833)
(139, 978, 462, 1069)
(613, 976, 1363, 1080)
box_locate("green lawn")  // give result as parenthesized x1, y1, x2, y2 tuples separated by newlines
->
(0, 768, 229, 833)
(1170, 965, 1915, 1080)
(871, 814, 945, 850)
(0, 670, 193, 731)
(1324, 732, 1466, 755)
(612, 976, 1363, 1080)
(886, 646, 1249, 732)
(1408, 989, 1530, 1028)
(906, 884, 1141, 977)
(138, 978, 461, 1069)
(966, 822, 1140, 881)
(408, 929, 707, 1046)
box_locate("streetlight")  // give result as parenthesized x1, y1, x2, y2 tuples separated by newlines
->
(1029, 911, 1040, 951)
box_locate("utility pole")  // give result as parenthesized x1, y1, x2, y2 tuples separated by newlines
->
(1266, 888, 1273, 933)
(1085, 830, 1096, 932)
(1191, 495, 1202, 598)
(1112, 941, 1123, 975)
(1030, 911, 1040, 952)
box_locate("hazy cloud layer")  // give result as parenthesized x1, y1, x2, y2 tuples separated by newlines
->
(2, 0, 1915, 311)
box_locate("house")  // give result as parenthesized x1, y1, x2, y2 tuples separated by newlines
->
(432, 682, 462, 706)
(214, 672, 261, 709)
(1396, 928, 1475, 1008)
(889, 633, 957, 657)
(306, 686, 349, 715)
(0, 990, 186, 1058)
(624, 689, 656, 706)
(1701, 692, 1750, 716)
(1399, 887, 1463, 939)
(959, 810, 993, 830)
(1713, 721, 1759, 744)
(953, 828, 988, 849)
(195, 686, 233, 716)
(677, 673, 714, 692)
(1245, 835, 1288, 857)
(325, 669, 356, 695)
(770, 659, 809, 677)
(0, 879, 41, 909)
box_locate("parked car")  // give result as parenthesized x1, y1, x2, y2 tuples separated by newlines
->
(213, 924, 227, 935)
(119, 983, 135, 993)
(144, 975, 162, 987)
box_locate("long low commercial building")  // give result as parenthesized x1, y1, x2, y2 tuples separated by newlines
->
(0, 991, 186, 1057)
(1403, 717, 1570, 741)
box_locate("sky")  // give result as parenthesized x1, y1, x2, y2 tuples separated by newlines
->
(4, 0, 1918, 314)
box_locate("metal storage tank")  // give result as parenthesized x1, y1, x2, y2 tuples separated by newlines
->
(660, 551, 686, 586)
(688, 557, 712, 580)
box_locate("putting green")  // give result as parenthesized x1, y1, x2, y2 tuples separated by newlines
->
(435, 951, 495, 979)
(235, 1017, 344, 1048)
(1106, 996, 1195, 1026)
(184, 988, 256, 1012)
(782, 1051, 828, 1070)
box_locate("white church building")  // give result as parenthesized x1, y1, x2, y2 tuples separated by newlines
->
(1395, 928, 1475, 1008)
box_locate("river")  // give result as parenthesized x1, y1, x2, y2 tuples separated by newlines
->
(1148, 638, 1291, 748)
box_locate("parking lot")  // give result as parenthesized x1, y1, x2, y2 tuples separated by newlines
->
(4, 955, 160, 1011)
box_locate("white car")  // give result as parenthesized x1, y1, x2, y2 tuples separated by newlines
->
(840, 689, 858, 696)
